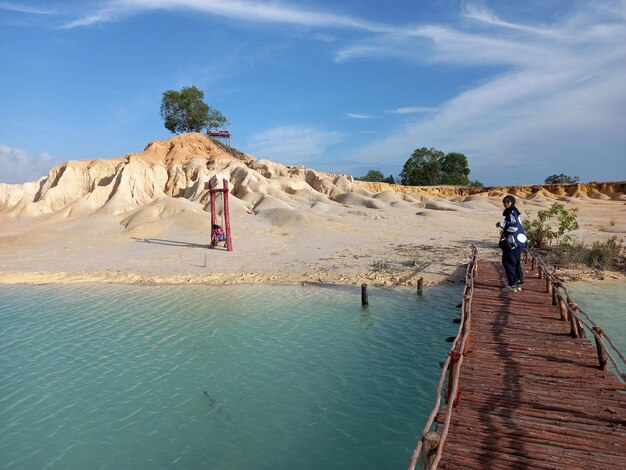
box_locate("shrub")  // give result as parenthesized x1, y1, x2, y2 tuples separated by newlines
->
(525, 203, 579, 249)
(544, 237, 625, 272)
(584, 236, 624, 270)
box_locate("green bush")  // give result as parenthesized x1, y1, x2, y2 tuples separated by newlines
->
(584, 236, 624, 270)
(544, 237, 624, 272)
(525, 203, 579, 249)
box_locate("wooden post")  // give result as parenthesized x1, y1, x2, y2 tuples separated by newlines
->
(361, 283, 368, 306)
(445, 350, 461, 404)
(209, 179, 217, 228)
(538, 266, 543, 280)
(421, 432, 440, 470)
(531, 256, 536, 271)
(223, 179, 233, 252)
(523, 250, 528, 264)
(417, 277, 424, 296)
(462, 321, 471, 356)
(546, 277, 551, 294)
(552, 285, 558, 306)
(592, 326, 608, 371)
(558, 296, 568, 321)
(571, 304, 586, 338)
(567, 301, 581, 338)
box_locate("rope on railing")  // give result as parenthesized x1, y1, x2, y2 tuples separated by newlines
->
(527, 248, 626, 383)
(407, 245, 477, 470)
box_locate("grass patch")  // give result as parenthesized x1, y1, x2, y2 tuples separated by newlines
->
(543, 236, 625, 272)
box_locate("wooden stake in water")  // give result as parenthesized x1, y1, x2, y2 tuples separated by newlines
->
(417, 277, 424, 296)
(361, 283, 369, 306)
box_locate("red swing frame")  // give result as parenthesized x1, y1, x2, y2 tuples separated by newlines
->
(209, 178, 233, 252)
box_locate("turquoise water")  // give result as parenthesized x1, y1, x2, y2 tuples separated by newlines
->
(568, 280, 626, 352)
(0, 283, 461, 470)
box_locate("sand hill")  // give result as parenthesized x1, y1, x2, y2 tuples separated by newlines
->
(0, 133, 624, 286)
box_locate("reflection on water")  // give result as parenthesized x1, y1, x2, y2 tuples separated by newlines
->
(0, 283, 461, 470)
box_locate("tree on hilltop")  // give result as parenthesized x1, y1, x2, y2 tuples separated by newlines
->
(160, 86, 229, 134)
(400, 147, 471, 186)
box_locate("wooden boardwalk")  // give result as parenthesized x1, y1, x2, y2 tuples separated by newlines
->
(433, 259, 626, 469)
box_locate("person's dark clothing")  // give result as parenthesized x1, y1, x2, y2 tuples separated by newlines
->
(497, 204, 528, 287)
(502, 248, 522, 287)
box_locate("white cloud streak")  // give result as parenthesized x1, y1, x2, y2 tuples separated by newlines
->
(386, 107, 437, 114)
(344, 113, 374, 119)
(62, 0, 401, 32)
(0, 1, 55, 14)
(245, 125, 343, 167)
(342, 1, 626, 185)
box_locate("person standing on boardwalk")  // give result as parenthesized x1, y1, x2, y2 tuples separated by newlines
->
(496, 195, 528, 292)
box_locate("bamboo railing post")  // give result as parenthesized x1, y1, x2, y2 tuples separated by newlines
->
(420, 432, 440, 470)
(462, 321, 471, 356)
(592, 326, 608, 371)
(571, 304, 586, 338)
(566, 300, 584, 338)
(445, 350, 461, 404)
(558, 295, 568, 321)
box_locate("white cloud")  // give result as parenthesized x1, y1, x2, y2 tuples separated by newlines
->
(62, 0, 401, 32)
(386, 106, 437, 114)
(0, 145, 59, 184)
(244, 125, 343, 166)
(342, 1, 626, 185)
(0, 1, 56, 14)
(344, 113, 374, 119)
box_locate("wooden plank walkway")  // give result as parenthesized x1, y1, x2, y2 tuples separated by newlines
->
(435, 259, 626, 469)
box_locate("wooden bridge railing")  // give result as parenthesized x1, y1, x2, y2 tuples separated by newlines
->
(407, 245, 478, 470)
(407, 246, 626, 470)
(525, 248, 626, 382)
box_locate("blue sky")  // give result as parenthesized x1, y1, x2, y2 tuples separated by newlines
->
(1, 0, 625, 185)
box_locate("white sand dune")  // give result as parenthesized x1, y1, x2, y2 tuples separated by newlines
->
(0, 133, 624, 286)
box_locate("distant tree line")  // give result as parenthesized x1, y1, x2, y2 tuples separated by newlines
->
(357, 147, 483, 187)
(355, 170, 396, 184)
(544, 174, 579, 184)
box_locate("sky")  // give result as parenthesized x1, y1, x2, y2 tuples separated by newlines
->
(1, 0, 625, 186)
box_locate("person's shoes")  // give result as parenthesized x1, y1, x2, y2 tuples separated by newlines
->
(502, 285, 517, 293)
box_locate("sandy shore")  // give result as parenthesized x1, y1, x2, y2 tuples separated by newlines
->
(0, 195, 623, 288)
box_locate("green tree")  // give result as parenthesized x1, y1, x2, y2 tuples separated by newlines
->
(357, 170, 395, 184)
(400, 147, 443, 185)
(544, 174, 580, 184)
(160, 86, 229, 134)
(440, 152, 470, 185)
(400, 148, 473, 186)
